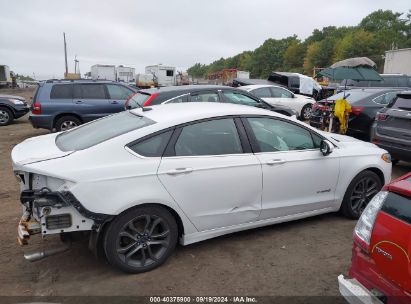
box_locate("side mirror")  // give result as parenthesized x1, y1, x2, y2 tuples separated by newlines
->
(320, 140, 334, 156)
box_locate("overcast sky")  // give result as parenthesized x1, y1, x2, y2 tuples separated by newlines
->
(0, 0, 410, 79)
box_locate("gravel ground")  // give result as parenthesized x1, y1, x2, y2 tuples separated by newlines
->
(0, 88, 410, 298)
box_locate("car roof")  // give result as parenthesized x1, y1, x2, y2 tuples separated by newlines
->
(140, 85, 229, 94)
(130, 102, 279, 127)
(386, 172, 411, 198)
(238, 84, 286, 91)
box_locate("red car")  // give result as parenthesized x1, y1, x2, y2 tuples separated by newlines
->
(339, 172, 411, 304)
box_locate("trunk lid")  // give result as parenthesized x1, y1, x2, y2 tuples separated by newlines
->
(11, 133, 73, 168)
(370, 177, 411, 293)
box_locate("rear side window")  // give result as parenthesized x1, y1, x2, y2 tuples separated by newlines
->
(50, 84, 73, 99)
(106, 84, 133, 100)
(253, 87, 272, 98)
(390, 96, 411, 110)
(56, 112, 155, 151)
(190, 92, 219, 103)
(373, 92, 398, 105)
(381, 192, 411, 225)
(127, 93, 151, 109)
(74, 84, 106, 99)
(174, 119, 243, 156)
(128, 131, 172, 157)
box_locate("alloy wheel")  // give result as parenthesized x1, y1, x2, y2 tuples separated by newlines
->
(303, 106, 312, 120)
(0, 110, 10, 124)
(60, 120, 78, 131)
(350, 177, 379, 215)
(116, 214, 171, 268)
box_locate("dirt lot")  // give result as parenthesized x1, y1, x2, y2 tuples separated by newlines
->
(0, 88, 410, 298)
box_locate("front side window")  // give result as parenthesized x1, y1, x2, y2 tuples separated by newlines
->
(106, 84, 133, 100)
(253, 87, 272, 98)
(271, 87, 292, 98)
(174, 119, 243, 156)
(74, 84, 106, 99)
(223, 91, 259, 106)
(50, 84, 73, 99)
(190, 92, 219, 103)
(128, 131, 172, 157)
(247, 117, 316, 152)
(56, 112, 155, 151)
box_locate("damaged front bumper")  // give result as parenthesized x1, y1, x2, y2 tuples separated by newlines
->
(17, 189, 112, 246)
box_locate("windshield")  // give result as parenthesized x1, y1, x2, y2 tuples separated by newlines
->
(56, 111, 155, 151)
(127, 92, 151, 109)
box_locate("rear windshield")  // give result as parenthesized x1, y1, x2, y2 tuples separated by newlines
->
(389, 96, 411, 110)
(56, 111, 155, 151)
(127, 93, 151, 109)
(382, 192, 411, 225)
(324, 91, 373, 103)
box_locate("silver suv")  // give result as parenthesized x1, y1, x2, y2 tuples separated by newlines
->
(371, 91, 411, 163)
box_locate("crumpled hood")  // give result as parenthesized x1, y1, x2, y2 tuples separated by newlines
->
(11, 133, 73, 169)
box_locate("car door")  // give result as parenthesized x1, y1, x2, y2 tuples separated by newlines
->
(269, 87, 296, 108)
(242, 116, 340, 219)
(73, 83, 111, 122)
(157, 117, 262, 231)
(105, 84, 134, 113)
(251, 87, 273, 104)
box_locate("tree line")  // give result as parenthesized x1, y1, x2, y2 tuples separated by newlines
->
(187, 10, 411, 79)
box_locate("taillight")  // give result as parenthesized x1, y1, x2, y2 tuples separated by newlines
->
(375, 112, 388, 121)
(351, 106, 364, 116)
(32, 102, 41, 115)
(143, 93, 159, 106)
(354, 191, 388, 252)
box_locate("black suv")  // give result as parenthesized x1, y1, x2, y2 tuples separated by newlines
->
(30, 79, 137, 131)
(0, 94, 30, 126)
(125, 85, 298, 117)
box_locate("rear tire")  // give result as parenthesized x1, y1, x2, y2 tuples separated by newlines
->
(55, 115, 81, 132)
(340, 170, 382, 219)
(0, 107, 13, 126)
(104, 205, 178, 273)
(301, 104, 312, 120)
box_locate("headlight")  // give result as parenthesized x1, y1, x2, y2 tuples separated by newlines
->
(381, 153, 391, 163)
(9, 99, 25, 105)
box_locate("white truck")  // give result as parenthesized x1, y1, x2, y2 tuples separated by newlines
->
(0, 65, 11, 87)
(384, 48, 411, 74)
(116, 66, 135, 83)
(145, 64, 176, 87)
(90, 64, 116, 81)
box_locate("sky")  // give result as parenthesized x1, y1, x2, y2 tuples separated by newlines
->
(0, 0, 410, 79)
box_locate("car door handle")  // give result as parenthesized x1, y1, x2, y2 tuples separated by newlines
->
(75, 100, 84, 104)
(166, 168, 193, 175)
(110, 100, 119, 104)
(266, 159, 286, 166)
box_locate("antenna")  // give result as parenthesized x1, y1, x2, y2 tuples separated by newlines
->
(63, 32, 68, 76)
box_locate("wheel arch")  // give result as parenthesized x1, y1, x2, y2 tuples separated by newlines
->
(0, 104, 15, 118)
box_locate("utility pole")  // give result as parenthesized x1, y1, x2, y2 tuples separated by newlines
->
(74, 55, 78, 74)
(63, 32, 68, 76)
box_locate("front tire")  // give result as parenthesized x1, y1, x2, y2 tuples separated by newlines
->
(0, 107, 13, 126)
(301, 104, 312, 120)
(340, 170, 382, 219)
(104, 205, 178, 273)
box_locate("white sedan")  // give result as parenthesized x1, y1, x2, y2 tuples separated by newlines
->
(238, 84, 315, 120)
(12, 103, 391, 273)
